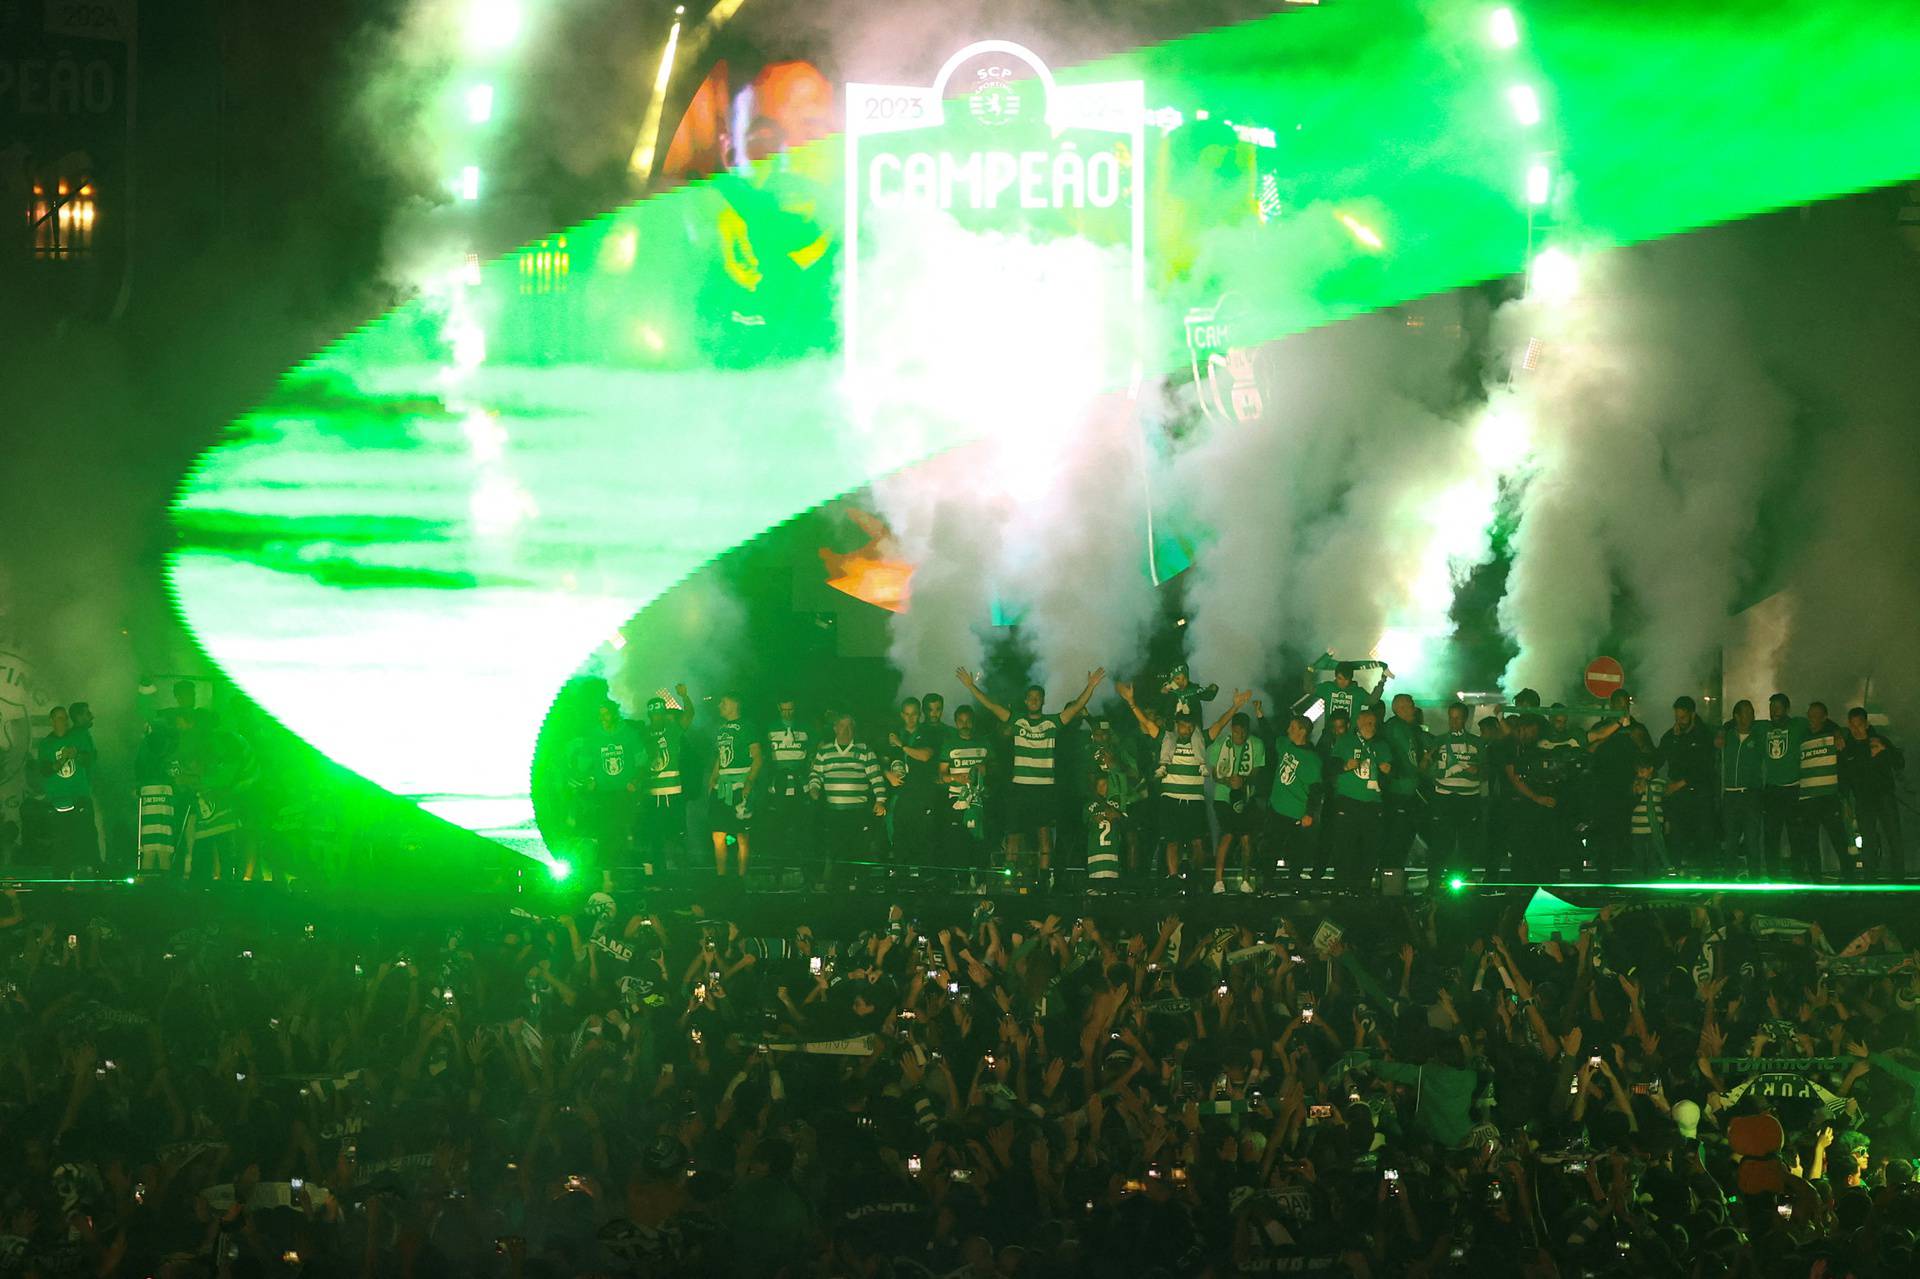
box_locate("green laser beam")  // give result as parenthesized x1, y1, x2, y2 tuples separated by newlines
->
(170, 1, 1920, 858)
(1453, 880, 1920, 893)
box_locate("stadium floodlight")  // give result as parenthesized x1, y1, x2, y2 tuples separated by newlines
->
(1507, 84, 1541, 127)
(464, 0, 522, 53)
(1526, 162, 1551, 205)
(458, 165, 482, 201)
(1528, 245, 1580, 301)
(1489, 7, 1520, 50)
(466, 84, 495, 124)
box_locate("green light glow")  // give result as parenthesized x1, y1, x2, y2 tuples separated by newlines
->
(171, 1, 1920, 860)
(548, 858, 573, 882)
(1456, 880, 1920, 894)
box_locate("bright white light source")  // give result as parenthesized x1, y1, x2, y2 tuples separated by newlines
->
(1528, 246, 1580, 302)
(1526, 162, 1551, 205)
(466, 84, 495, 124)
(1338, 212, 1384, 250)
(458, 166, 481, 201)
(1473, 404, 1532, 468)
(1489, 7, 1520, 49)
(464, 0, 521, 52)
(1508, 85, 1542, 127)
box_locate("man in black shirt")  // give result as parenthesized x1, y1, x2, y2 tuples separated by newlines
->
(1841, 707, 1906, 880)
(1503, 714, 1560, 881)
(1658, 695, 1718, 875)
(1585, 689, 1644, 880)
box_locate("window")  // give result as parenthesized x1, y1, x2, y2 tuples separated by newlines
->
(28, 178, 97, 259)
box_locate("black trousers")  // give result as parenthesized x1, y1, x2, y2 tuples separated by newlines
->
(1329, 796, 1384, 885)
(1270, 812, 1322, 878)
(1792, 793, 1854, 879)
(1854, 791, 1905, 880)
(1666, 788, 1715, 870)
(1761, 786, 1801, 878)
(1428, 795, 1483, 881)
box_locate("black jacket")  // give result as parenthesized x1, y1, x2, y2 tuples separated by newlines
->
(1840, 730, 1905, 801)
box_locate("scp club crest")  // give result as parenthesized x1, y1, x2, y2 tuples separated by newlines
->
(968, 64, 1021, 127)
(1184, 293, 1266, 426)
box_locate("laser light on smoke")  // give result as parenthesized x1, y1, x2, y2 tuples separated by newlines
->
(1338, 212, 1384, 249)
(1507, 84, 1542, 127)
(1489, 7, 1520, 49)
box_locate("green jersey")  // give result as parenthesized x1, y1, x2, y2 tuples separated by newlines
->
(1761, 717, 1808, 787)
(37, 733, 92, 803)
(1330, 732, 1390, 804)
(1085, 799, 1123, 879)
(1010, 713, 1063, 787)
(1313, 679, 1370, 728)
(1798, 723, 1842, 799)
(711, 719, 756, 804)
(940, 736, 992, 810)
(1430, 731, 1484, 797)
(644, 721, 687, 796)
(1268, 743, 1323, 819)
(574, 724, 644, 793)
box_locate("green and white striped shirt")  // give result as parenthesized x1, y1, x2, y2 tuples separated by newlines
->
(809, 741, 883, 809)
(1798, 726, 1842, 799)
(1431, 732, 1483, 798)
(1160, 733, 1208, 802)
(1011, 714, 1063, 787)
(941, 738, 992, 809)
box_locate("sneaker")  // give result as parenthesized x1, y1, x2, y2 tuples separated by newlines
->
(1238, 878, 1255, 894)
(1212, 879, 1227, 894)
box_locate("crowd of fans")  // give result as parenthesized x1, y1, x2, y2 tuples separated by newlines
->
(10, 878, 1920, 1277)
(555, 661, 1911, 894)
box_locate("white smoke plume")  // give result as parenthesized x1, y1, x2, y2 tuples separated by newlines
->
(1170, 293, 1494, 703)
(1496, 236, 1795, 705)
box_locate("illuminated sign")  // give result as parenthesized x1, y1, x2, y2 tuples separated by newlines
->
(843, 40, 1146, 392)
(1184, 293, 1265, 425)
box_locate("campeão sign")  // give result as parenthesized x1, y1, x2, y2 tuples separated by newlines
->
(843, 40, 1145, 393)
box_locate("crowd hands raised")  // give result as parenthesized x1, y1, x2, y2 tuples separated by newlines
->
(563, 660, 1911, 894)
(14, 873, 1920, 1277)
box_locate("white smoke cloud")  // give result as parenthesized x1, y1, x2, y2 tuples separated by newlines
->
(1497, 237, 1795, 705)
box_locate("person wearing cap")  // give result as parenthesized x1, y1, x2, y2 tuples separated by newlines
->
(705, 693, 763, 880)
(1118, 678, 1213, 883)
(1658, 695, 1717, 875)
(956, 665, 1105, 887)
(637, 684, 695, 875)
(1158, 662, 1218, 723)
